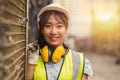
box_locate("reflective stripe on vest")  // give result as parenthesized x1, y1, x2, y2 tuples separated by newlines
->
(72, 51, 84, 80)
(34, 50, 84, 80)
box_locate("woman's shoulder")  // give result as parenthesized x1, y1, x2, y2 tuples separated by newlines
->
(70, 50, 93, 76)
(70, 50, 84, 57)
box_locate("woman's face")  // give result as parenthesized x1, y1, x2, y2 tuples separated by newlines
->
(42, 14, 67, 46)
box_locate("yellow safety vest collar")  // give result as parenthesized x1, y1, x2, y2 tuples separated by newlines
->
(34, 50, 84, 80)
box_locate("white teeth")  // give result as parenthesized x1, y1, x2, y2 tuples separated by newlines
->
(50, 37, 58, 40)
(51, 37, 57, 39)
(50, 36, 58, 38)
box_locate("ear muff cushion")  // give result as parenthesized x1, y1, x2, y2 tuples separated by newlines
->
(41, 45, 49, 62)
(52, 46, 65, 63)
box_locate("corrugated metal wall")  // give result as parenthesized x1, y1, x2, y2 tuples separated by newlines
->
(0, 0, 28, 80)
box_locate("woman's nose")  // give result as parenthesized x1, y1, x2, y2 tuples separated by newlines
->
(50, 27, 57, 34)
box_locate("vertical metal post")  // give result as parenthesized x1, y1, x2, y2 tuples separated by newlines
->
(25, 0, 29, 80)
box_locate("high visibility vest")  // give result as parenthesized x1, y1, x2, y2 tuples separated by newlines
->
(34, 50, 84, 80)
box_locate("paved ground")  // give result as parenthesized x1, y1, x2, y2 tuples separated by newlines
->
(84, 51, 120, 80)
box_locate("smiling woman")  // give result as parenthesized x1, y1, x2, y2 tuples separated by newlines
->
(28, 3, 93, 80)
(42, 14, 67, 46)
(38, 10, 68, 47)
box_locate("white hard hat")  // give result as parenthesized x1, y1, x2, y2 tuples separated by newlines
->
(37, 3, 69, 22)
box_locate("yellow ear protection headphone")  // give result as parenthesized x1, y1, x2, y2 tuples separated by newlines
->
(40, 45, 68, 63)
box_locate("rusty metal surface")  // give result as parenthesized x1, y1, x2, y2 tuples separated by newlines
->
(0, 0, 28, 80)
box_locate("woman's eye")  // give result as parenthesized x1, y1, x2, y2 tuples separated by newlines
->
(57, 25, 63, 28)
(45, 24, 51, 28)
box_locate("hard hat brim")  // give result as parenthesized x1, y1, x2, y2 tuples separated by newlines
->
(37, 3, 69, 22)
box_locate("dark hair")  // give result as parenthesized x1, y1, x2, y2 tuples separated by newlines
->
(37, 10, 69, 49)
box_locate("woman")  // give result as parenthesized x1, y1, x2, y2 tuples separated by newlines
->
(28, 3, 93, 80)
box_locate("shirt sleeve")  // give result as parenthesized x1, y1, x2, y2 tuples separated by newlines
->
(83, 58, 93, 76)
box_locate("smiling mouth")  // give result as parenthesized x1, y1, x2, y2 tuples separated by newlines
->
(49, 36, 59, 41)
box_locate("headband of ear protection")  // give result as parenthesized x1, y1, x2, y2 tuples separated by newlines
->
(40, 45, 67, 63)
